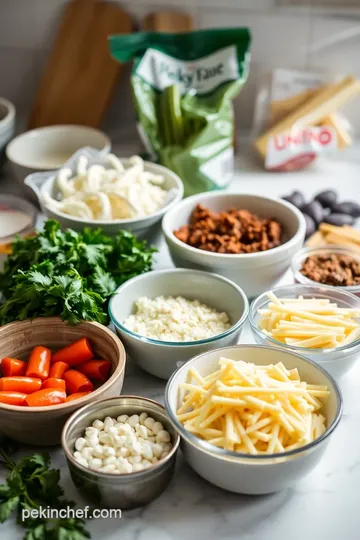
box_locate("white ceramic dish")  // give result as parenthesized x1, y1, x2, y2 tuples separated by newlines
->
(109, 269, 249, 379)
(250, 284, 360, 379)
(165, 344, 342, 495)
(25, 147, 183, 238)
(6, 125, 111, 199)
(162, 192, 306, 298)
(0, 97, 15, 167)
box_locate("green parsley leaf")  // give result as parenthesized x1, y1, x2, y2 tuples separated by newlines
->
(0, 220, 156, 325)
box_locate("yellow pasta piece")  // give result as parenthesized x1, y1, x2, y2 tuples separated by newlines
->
(176, 357, 328, 456)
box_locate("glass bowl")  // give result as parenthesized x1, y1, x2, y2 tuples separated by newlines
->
(249, 284, 360, 379)
(291, 245, 360, 297)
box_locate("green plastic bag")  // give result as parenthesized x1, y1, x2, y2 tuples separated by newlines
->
(109, 28, 251, 196)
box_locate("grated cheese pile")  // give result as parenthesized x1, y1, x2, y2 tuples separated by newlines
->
(176, 358, 329, 455)
(123, 296, 231, 342)
(43, 154, 168, 221)
(258, 292, 360, 349)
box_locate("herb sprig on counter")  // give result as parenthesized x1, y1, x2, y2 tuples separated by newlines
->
(0, 220, 156, 325)
(0, 441, 91, 540)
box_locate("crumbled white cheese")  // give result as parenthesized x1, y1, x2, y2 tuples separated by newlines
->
(123, 296, 231, 342)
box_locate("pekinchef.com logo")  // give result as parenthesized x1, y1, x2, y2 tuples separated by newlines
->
(21, 505, 122, 521)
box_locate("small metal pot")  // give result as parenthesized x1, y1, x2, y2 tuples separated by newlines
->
(61, 395, 180, 509)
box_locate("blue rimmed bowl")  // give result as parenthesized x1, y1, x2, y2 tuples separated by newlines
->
(109, 269, 249, 379)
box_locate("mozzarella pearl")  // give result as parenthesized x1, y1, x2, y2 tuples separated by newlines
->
(73, 412, 172, 475)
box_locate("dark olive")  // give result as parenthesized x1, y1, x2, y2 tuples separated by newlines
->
(331, 201, 360, 217)
(301, 201, 323, 225)
(303, 214, 316, 239)
(314, 190, 337, 208)
(282, 191, 305, 209)
(324, 213, 355, 226)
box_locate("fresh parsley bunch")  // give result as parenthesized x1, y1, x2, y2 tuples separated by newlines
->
(0, 441, 90, 540)
(0, 220, 156, 325)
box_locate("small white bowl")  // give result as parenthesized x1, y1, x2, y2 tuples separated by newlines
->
(25, 147, 184, 238)
(109, 269, 249, 379)
(6, 125, 111, 198)
(0, 97, 15, 166)
(165, 344, 342, 495)
(162, 192, 306, 298)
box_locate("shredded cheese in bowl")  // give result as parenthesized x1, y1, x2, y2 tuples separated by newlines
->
(258, 292, 360, 349)
(123, 296, 231, 342)
(176, 358, 329, 455)
(43, 154, 168, 221)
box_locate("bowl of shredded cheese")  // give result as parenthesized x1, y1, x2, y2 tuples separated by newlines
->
(109, 269, 248, 379)
(165, 344, 342, 494)
(250, 284, 360, 379)
(24, 147, 183, 238)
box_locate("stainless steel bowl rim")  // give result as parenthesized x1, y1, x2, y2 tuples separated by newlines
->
(249, 283, 360, 355)
(62, 395, 180, 479)
(109, 268, 249, 347)
(162, 192, 307, 260)
(165, 344, 343, 461)
(292, 245, 360, 293)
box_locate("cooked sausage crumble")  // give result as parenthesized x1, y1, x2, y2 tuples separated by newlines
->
(173, 204, 283, 254)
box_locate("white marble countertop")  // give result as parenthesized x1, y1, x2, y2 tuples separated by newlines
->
(1, 146, 360, 539)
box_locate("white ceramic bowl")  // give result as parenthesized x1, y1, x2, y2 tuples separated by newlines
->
(162, 192, 306, 298)
(109, 269, 249, 379)
(165, 344, 342, 495)
(0, 97, 15, 166)
(250, 284, 360, 379)
(6, 125, 111, 199)
(25, 147, 183, 238)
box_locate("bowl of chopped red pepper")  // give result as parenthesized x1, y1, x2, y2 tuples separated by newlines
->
(0, 317, 126, 445)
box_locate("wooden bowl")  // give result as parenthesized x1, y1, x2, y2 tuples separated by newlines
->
(0, 318, 126, 445)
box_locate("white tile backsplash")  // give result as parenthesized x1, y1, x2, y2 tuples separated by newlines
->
(0, 0, 360, 135)
(200, 9, 311, 68)
(0, 0, 37, 49)
(0, 49, 37, 108)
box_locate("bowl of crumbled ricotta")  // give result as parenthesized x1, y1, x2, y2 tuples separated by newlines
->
(109, 269, 249, 379)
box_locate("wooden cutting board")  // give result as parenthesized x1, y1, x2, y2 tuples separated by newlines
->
(28, 0, 132, 129)
(144, 11, 194, 32)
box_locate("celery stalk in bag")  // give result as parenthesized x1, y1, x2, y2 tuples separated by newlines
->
(109, 29, 251, 196)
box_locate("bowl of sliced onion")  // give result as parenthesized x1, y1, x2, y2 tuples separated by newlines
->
(24, 147, 183, 238)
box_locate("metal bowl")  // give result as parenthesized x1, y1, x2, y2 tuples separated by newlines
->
(61, 396, 180, 509)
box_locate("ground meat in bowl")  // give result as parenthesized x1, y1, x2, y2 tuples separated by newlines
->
(173, 204, 283, 254)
